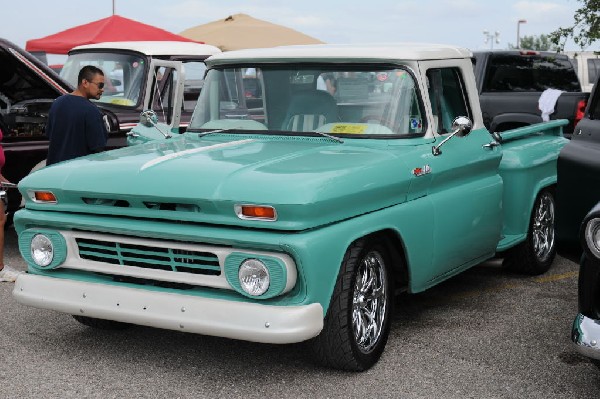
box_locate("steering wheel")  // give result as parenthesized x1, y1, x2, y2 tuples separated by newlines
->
(360, 115, 385, 124)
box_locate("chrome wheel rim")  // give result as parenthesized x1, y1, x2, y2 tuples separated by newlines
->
(532, 192, 555, 262)
(352, 250, 387, 353)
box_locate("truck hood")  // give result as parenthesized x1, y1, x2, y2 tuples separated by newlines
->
(0, 38, 71, 104)
(20, 133, 414, 230)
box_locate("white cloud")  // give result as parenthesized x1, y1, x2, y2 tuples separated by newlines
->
(513, 1, 564, 15)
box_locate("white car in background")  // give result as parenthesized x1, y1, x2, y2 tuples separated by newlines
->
(565, 50, 600, 92)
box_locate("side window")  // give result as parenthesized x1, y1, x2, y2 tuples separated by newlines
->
(183, 61, 207, 112)
(242, 70, 266, 124)
(588, 59, 600, 85)
(483, 54, 580, 92)
(426, 68, 470, 134)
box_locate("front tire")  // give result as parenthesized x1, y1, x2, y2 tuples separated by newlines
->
(310, 237, 394, 371)
(503, 188, 556, 275)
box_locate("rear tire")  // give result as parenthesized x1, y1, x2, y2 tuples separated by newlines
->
(310, 237, 394, 371)
(503, 189, 556, 275)
(72, 315, 130, 330)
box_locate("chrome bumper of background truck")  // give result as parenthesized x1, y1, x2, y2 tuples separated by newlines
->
(572, 313, 600, 360)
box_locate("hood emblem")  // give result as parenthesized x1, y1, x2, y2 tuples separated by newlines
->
(412, 165, 431, 177)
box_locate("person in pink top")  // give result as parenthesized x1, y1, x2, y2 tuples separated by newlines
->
(0, 124, 21, 282)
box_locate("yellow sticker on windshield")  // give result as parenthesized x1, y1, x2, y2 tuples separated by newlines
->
(329, 124, 367, 134)
(109, 98, 135, 106)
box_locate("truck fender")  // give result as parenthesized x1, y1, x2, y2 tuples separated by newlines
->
(19, 159, 47, 208)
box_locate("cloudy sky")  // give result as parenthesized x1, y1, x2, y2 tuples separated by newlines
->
(2, 0, 594, 61)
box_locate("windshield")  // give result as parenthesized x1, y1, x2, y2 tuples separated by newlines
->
(188, 65, 425, 137)
(61, 52, 146, 107)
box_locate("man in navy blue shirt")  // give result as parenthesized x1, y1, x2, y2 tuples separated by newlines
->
(46, 65, 108, 166)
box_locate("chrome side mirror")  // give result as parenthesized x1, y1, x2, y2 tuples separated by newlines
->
(138, 110, 171, 139)
(140, 110, 159, 127)
(432, 116, 473, 156)
(451, 116, 472, 137)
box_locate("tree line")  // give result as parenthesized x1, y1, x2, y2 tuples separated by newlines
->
(508, 0, 598, 51)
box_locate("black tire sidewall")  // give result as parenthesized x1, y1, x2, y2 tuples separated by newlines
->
(503, 188, 557, 275)
(346, 240, 394, 369)
(528, 189, 557, 272)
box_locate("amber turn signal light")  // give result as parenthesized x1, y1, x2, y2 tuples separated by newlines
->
(235, 204, 277, 221)
(33, 191, 57, 203)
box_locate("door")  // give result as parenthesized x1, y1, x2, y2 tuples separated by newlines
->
(418, 62, 503, 283)
(142, 59, 185, 133)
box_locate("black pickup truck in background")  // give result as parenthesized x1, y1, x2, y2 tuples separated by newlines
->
(472, 50, 589, 137)
(555, 68, 600, 370)
(556, 75, 600, 246)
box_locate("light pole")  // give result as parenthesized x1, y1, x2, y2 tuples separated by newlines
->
(516, 19, 527, 48)
(483, 30, 501, 50)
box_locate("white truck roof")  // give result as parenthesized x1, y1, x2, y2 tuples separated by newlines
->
(206, 43, 472, 66)
(70, 41, 222, 56)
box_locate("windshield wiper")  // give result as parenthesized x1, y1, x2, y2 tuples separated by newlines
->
(195, 128, 344, 143)
(312, 131, 344, 143)
(197, 129, 233, 138)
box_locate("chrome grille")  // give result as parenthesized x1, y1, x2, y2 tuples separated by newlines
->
(76, 238, 221, 276)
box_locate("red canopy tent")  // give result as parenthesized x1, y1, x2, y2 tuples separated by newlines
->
(26, 15, 199, 55)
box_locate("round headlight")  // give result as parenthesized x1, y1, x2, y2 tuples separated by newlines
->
(31, 234, 54, 267)
(239, 259, 270, 296)
(584, 218, 600, 259)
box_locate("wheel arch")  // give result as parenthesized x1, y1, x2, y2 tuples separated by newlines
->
(498, 133, 561, 250)
(501, 183, 558, 274)
(308, 228, 407, 370)
(355, 228, 410, 294)
(498, 181, 556, 252)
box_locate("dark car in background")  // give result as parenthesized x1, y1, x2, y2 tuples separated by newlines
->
(0, 38, 72, 212)
(556, 71, 600, 370)
(572, 204, 600, 370)
(556, 78, 600, 245)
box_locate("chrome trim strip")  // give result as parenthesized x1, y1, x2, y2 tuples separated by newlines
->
(140, 139, 255, 171)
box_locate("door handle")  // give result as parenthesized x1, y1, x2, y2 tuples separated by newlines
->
(483, 141, 500, 149)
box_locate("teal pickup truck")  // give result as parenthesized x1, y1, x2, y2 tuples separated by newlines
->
(12, 43, 568, 371)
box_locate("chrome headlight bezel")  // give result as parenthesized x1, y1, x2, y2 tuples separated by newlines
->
(584, 217, 600, 259)
(19, 229, 67, 270)
(224, 252, 294, 299)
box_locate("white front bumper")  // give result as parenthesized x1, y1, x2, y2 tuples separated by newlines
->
(13, 274, 323, 344)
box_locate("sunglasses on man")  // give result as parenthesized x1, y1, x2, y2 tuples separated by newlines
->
(87, 80, 105, 89)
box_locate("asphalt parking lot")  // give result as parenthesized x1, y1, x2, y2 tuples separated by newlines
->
(1, 227, 599, 399)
